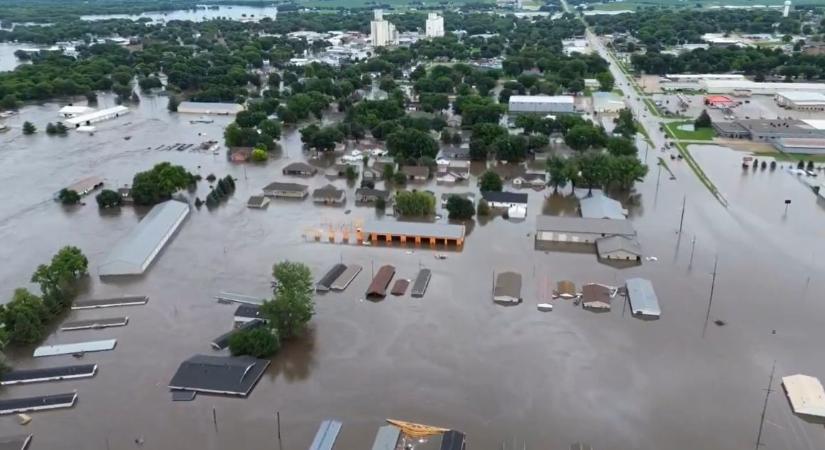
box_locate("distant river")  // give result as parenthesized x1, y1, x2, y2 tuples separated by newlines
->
(80, 5, 279, 22)
(0, 42, 32, 72)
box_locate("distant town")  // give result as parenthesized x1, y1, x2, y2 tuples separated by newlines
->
(1, 0, 825, 449)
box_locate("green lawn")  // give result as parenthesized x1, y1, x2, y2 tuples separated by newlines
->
(665, 121, 715, 141)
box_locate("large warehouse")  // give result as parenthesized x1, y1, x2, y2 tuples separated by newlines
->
(98, 200, 190, 276)
(775, 91, 825, 111)
(703, 80, 825, 96)
(509, 95, 575, 114)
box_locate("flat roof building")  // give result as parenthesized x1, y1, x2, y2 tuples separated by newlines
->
(774, 137, 825, 155)
(703, 79, 825, 95)
(33, 339, 117, 358)
(596, 235, 642, 261)
(317, 263, 347, 292)
(579, 194, 627, 220)
(309, 419, 343, 450)
(262, 181, 309, 198)
(782, 374, 825, 418)
(168, 354, 270, 397)
(411, 268, 432, 297)
(581, 283, 614, 310)
(65, 105, 129, 128)
(59, 105, 94, 118)
(61, 317, 128, 331)
(177, 101, 244, 115)
(247, 195, 270, 209)
(331, 264, 362, 291)
(535, 216, 636, 244)
(72, 295, 148, 309)
(493, 271, 522, 304)
(360, 221, 465, 247)
(625, 277, 661, 317)
(775, 91, 825, 111)
(509, 95, 575, 114)
(98, 200, 190, 276)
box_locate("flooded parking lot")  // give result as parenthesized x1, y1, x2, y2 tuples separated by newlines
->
(2, 96, 825, 449)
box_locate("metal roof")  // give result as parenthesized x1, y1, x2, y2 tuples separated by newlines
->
(596, 236, 642, 257)
(440, 430, 466, 450)
(494, 272, 521, 300)
(580, 194, 626, 220)
(536, 216, 635, 236)
(282, 162, 317, 174)
(782, 374, 825, 418)
(509, 95, 574, 104)
(317, 264, 347, 291)
(309, 420, 343, 450)
(211, 319, 265, 350)
(391, 279, 409, 295)
(168, 354, 270, 397)
(482, 191, 528, 204)
(411, 269, 432, 297)
(72, 295, 148, 309)
(625, 278, 661, 317)
(0, 392, 77, 415)
(371, 425, 401, 450)
(0, 434, 32, 450)
(362, 221, 465, 240)
(233, 304, 262, 319)
(331, 264, 362, 291)
(61, 317, 129, 331)
(262, 181, 308, 192)
(65, 105, 129, 125)
(313, 184, 345, 199)
(33, 339, 117, 357)
(1, 364, 97, 385)
(98, 200, 190, 276)
(366, 265, 396, 298)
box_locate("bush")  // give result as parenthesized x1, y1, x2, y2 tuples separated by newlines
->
(345, 165, 358, 181)
(22, 121, 36, 135)
(229, 326, 280, 358)
(394, 190, 435, 216)
(167, 94, 180, 112)
(95, 189, 122, 208)
(251, 147, 269, 162)
(58, 188, 80, 205)
(446, 196, 475, 220)
(477, 199, 490, 216)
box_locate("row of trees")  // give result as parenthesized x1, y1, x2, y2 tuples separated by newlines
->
(229, 261, 315, 358)
(547, 152, 648, 193)
(0, 246, 88, 348)
(205, 175, 236, 208)
(224, 110, 282, 150)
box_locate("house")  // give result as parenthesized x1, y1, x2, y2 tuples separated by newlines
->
(493, 272, 522, 304)
(246, 195, 270, 209)
(439, 148, 471, 160)
(262, 182, 309, 198)
(481, 191, 528, 209)
(372, 157, 396, 174)
(512, 173, 546, 189)
(400, 165, 430, 181)
(326, 161, 359, 178)
(355, 188, 390, 204)
(362, 167, 382, 182)
(437, 160, 470, 183)
(229, 147, 253, 162)
(282, 162, 318, 176)
(312, 184, 346, 205)
(555, 280, 577, 299)
(596, 235, 642, 261)
(580, 283, 615, 310)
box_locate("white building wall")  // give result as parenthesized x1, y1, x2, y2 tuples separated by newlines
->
(426, 13, 445, 38)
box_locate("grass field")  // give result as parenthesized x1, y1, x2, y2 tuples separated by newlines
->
(665, 120, 715, 141)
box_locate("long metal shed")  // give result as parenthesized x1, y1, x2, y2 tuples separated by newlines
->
(440, 430, 466, 450)
(309, 419, 342, 450)
(61, 317, 128, 331)
(72, 295, 147, 309)
(625, 278, 661, 318)
(370, 425, 401, 450)
(211, 319, 265, 350)
(0, 392, 78, 415)
(98, 200, 190, 276)
(366, 265, 395, 298)
(316, 264, 347, 292)
(1, 364, 97, 386)
(331, 264, 362, 291)
(411, 269, 431, 297)
(33, 339, 117, 358)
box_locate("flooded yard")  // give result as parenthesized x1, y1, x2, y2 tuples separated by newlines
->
(1, 97, 825, 450)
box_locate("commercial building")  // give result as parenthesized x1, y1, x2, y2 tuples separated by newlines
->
(535, 216, 636, 244)
(625, 277, 661, 317)
(312, 184, 346, 205)
(33, 339, 117, 358)
(58, 105, 94, 118)
(168, 354, 270, 397)
(411, 269, 432, 298)
(774, 137, 825, 155)
(282, 162, 318, 176)
(425, 13, 445, 38)
(493, 272, 522, 304)
(177, 101, 243, 115)
(592, 92, 625, 113)
(360, 221, 466, 247)
(596, 235, 642, 261)
(65, 105, 129, 128)
(509, 95, 575, 114)
(704, 95, 737, 108)
(400, 165, 430, 181)
(262, 181, 309, 198)
(366, 265, 396, 298)
(370, 10, 398, 47)
(738, 119, 824, 141)
(0, 392, 78, 415)
(0, 364, 97, 386)
(702, 79, 825, 96)
(98, 200, 190, 276)
(783, 374, 825, 418)
(775, 91, 825, 111)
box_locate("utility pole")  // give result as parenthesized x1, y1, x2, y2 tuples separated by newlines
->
(702, 256, 719, 338)
(678, 195, 686, 235)
(212, 407, 218, 433)
(277, 411, 283, 450)
(689, 235, 697, 269)
(755, 361, 776, 449)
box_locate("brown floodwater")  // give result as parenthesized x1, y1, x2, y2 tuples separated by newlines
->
(2, 95, 825, 450)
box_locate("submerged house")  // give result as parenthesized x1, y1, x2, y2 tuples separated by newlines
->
(580, 283, 615, 310)
(493, 272, 522, 304)
(312, 184, 346, 205)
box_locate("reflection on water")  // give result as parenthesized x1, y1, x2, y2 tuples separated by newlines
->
(0, 42, 31, 72)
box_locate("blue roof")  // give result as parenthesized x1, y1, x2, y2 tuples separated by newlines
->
(309, 420, 342, 450)
(370, 425, 401, 450)
(626, 278, 661, 317)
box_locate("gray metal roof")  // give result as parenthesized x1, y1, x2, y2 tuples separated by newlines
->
(178, 101, 243, 114)
(309, 420, 342, 450)
(168, 354, 270, 396)
(0, 434, 32, 450)
(494, 272, 522, 299)
(536, 215, 635, 236)
(98, 200, 190, 276)
(580, 194, 626, 220)
(331, 264, 362, 291)
(626, 277, 661, 317)
(262, 181, 308, 192)
(596, 235, 641, 256)
(411, 269, 432, 297)
(362, 221, 465, 240)
(371, 425, 401, 450)
(33, 339, 117, 357)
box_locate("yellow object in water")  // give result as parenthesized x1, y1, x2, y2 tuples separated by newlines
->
(386, 419, 449, 438)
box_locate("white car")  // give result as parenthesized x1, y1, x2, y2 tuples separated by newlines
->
(370, 148, 388, 157)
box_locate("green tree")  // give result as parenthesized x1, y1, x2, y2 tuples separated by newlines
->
(479, 171, 503, 192)
(577, 151, 610, 193)
(262, 261, 315, 339)
(394, 191, 435, 216)
(131, 162, 196, 206)
(95, 189, 122, 208)
(345, 165, 358, 181)
(477, 199, 491, 216)
(167, 94, 180, 112)
(695, 109, 712, 129)
(608, 155, 649, 190)
(229, 326, 280, 358)
(0, 289, 47, 345)
(565, 124, 606, 152)
(1, 94, 18, 110)
(251, 147, 269, 162)
(22, 121, 36, 135)
(612, 109, 636, 138)
(546, 155, 570, 193)
(386, 128, 439, 160)
(596, 71, 615, 91)
(606, 137, 637, 157)
(446, 196, 475, 220)
(58, 188, 80, 205)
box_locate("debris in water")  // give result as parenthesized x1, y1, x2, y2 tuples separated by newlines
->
(645, 256, 658, 261)
(17, 414, 31, 425)
(714, 320, 726, 326)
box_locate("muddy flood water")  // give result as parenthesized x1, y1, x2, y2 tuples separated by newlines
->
(2, 95, 825, 450)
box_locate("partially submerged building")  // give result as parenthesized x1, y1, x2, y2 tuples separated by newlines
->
(168, 354, 270, 397)
(535, 216, 636, 244)
(0, 434, 32, 450)
(775, 91, 825, 112)
(65, 105, 129, 128)
(233, 304, 263, 325)
(282, 162, 318, 176)
(391, 279, 409, 296)
(783, 374, 825, 418)
(440, 430, 467, 450)
(33, 339, 117, 358)
(262, 181, 309, 198)
(59, 105, 94, 118)
(0, 392, 78, 415)
(177, 101, 244, 115)
(360, 221, 465, 247)
(512, 173, 546, 189)
(61, 317, 128, 331)
(555, 280, 577, 298)
(400, 165, 430, 181)
(596, 235, 642, 261)
(579, 194, 627, 220)
(411, 269, 432, 298)
(317, 263, 347, 292)
(0, 364, 97, 386)
(355, 188, 391, 204)
(247, 195, 270, 209)
(371, 425, 401, 450)
(625, 277, 661, 317)
(313, 184, 346, 205)
(58, 176, 104, 198)
(331, 264, 362, 291)
(98, 200, 190, 276)
(309, 419, 343, 450)
(493, 271, 522, 304)
(366, 265, 396, 299)
(581, 283, 615, 310)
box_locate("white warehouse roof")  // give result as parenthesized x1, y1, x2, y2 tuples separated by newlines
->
(509, 95, 574, 104)
(776, 91, 825, 103)
(782, 374, 825, 418)
(98, 200, 190, 276)
(703, 80, 825, 94)
(65, 105, 129, 126)
(34, 339, 117, 357)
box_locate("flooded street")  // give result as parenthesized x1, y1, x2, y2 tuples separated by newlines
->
(1, 96, 825, 450)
